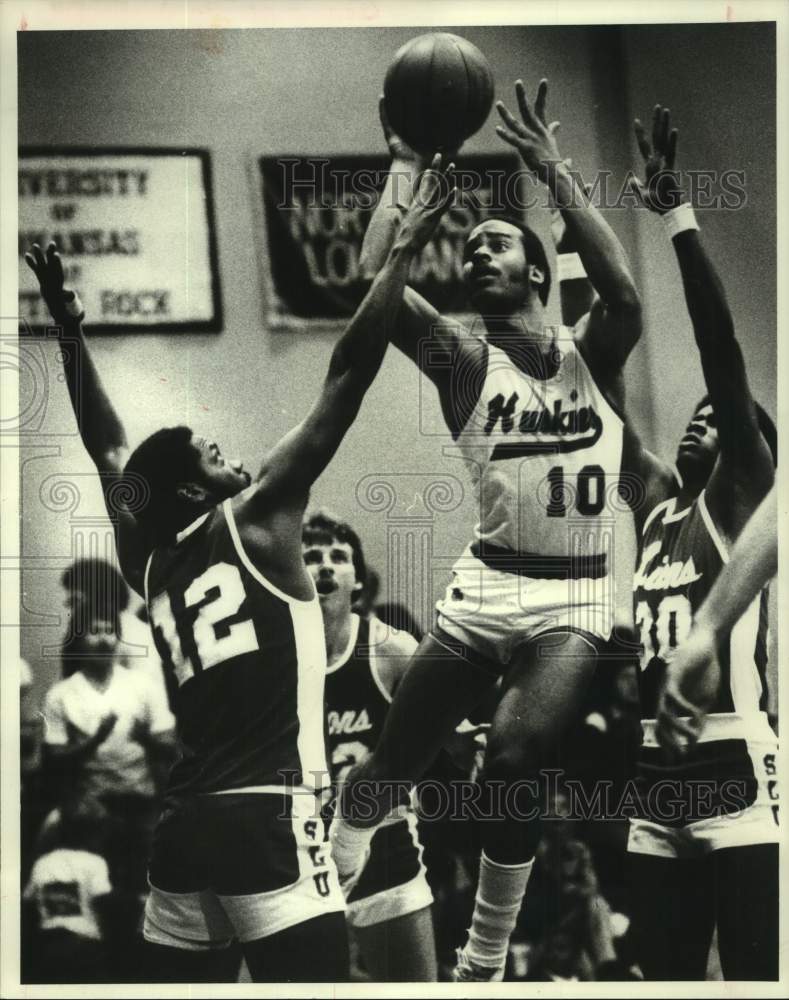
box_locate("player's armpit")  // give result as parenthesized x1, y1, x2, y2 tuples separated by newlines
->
(392, 287, 485, 437)
(621, 425, 676, 534)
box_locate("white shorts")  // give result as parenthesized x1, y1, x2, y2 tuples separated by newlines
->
(628, 713, 779, 859)
(346, 812, 433, 929)
(435, 544, 613, 665)
(143, 790, 344, 949)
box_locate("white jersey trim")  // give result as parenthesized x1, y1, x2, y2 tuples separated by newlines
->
(641, 710, 774, 745)
(291, 599, 330, 784)
(642, 497, 674, 536)
(368, 617, 394, 705)
(697, 490, 729, 564)
(143, 551, 155, 606)
(728, 593, 765, 718)
(176, 511, 211, 544)
(223, 499, 317, 606)
(325, 614, 361, 674)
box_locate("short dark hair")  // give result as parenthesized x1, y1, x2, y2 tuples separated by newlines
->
(302, 511, 367, 590)
(61, 558, 129, 614)
(483, 215, 552, 306)
(122, 426, 199, 545)
(695, 395, 777, 466)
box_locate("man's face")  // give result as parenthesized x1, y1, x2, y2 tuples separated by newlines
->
(190, 435, 251, 499)
(675, 402, 719, 485)
(71, 608, 119, 667)
(302, 537, 359, 608)
(462, 220, 533, 312)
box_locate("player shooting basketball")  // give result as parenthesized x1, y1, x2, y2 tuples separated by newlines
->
(24, 154, 455, 984)
(330, 78, 643, 982)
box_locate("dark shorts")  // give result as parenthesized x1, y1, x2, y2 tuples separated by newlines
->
(144, 791, 344, 946)
(346, 812, 433, 928)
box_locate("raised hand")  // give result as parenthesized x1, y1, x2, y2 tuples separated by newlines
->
(394, 153, 456, 252)
(24, 242, 81, 324)
(632, 105, 684, 213)
(495, 78, 563, 183)
(378, 95, 430, 168)
(655, 627, 719, 758)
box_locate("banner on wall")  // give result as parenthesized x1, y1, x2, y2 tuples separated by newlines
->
(258, 153, 525, 327)
(18, 148, 222, 333)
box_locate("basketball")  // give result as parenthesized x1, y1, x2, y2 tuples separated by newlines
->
(383, 33, 495, 154)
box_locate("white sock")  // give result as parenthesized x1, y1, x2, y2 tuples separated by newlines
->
(465, 851, 534, 969)
(329, 815, 376, 878)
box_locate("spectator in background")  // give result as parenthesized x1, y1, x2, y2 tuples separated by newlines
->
(22, 797, 113, 983)
(61, 557, 171, 710)
(21, 656, 45, 882)
(42, 591, 175, 897)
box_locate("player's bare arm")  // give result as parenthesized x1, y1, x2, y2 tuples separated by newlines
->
(235, 157, 456, 566)
(358, 100, 483, 436)
(496, 79, 642, 401)
(25, 243, 148, 595)
(635, 106, 774, 537)
(369, 618, 418, 697)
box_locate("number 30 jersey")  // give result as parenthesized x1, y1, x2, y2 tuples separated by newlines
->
(145, 498, 328, 797)
(634, 490, 770, 725)
(455, 329, 624, 559)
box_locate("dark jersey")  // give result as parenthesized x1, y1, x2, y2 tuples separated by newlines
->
(633, 490, 769, 722)
(145, 499, 328, 796)
(324, 615, 390, 787)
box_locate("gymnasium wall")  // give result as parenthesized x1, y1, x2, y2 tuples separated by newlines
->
(17, 23, 776, 707)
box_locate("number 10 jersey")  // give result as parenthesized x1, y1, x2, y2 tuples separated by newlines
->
(454, 330, 624, 559)
(145, 499, 328, 797)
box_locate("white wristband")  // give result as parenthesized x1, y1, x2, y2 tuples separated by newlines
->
(661, 202, 699, 239)
(557, 252, 587, 282)
(64, 292, 84, 319)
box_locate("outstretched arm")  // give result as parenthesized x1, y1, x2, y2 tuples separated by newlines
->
(656, 484, 777, 755)
(496, 79, 642, 383)
(250, 157, 456, 506)
(357, 101, 482, 435)
(632, 107, 774, 531)
(25, 244, 148, 593)
(551, 194, 673, 531)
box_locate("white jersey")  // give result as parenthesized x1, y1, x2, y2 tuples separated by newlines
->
(455, 330, 624, 562)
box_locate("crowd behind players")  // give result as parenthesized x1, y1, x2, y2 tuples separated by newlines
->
(22, 554, 659, 983)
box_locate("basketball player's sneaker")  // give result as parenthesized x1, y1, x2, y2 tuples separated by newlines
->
(452, 947, 505, 982)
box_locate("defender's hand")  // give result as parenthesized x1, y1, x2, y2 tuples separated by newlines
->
(24, 242, 81, 324)
(655, 626, 719, 757)
(394, 153, 456, 253)
(632, 105, 684, 213)
(495, 78, 563, 183)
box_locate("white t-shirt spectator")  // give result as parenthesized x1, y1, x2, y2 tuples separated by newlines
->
(116, 610, 171, 713)
(24, 848, 111, 940)
(43, 667, 174, 798)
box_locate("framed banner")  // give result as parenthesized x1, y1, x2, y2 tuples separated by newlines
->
(258, 153, 524, 328)
(18, 147, 222, 333)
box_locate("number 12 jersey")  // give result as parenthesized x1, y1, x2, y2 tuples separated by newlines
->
(145, 498, 328, 797)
